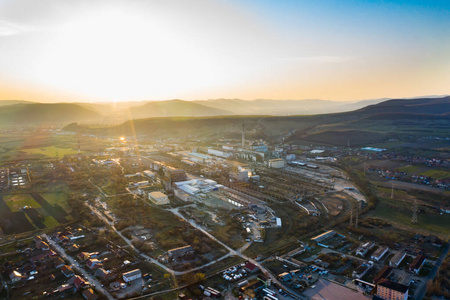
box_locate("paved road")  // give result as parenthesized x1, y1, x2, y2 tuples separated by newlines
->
(416, 242, 450, 300)
(169, 208, 307, 300)
(43, 234, 114, 300)
(85, 203, 177, 275)
(86, 202, 234, 278)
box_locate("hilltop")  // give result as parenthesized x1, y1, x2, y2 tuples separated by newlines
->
(129, 99, 234, 118)
(0, 103, 100, 126)
(88, 96, 450, 150)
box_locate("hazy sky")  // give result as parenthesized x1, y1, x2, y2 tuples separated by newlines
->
(0, 0, 449, 102)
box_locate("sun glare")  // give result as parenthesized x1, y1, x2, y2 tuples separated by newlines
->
(34, 7, 224, 101)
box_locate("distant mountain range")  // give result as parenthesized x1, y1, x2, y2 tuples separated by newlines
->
(90, 96, 450, 148)
(192, 98, 389, 115)
(0, 95, 448, 127)
(129, 99, 234, 118)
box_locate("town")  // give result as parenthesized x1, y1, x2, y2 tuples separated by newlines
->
(0, 123, 448, 300)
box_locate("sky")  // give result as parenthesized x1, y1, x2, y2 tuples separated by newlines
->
(0, 0, 449, 102)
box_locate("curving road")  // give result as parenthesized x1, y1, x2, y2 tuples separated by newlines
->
(416, 242, 449, 300)
(169, 208, 307, 300)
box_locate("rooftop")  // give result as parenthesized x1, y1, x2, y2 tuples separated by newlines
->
(378, 279, 409, 293)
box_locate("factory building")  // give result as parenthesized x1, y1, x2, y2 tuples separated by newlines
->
(268, 158, 285, 169)
(207, 148, 232, 158)
(174, 178, 222, 196)
(148, 191, 169, 205)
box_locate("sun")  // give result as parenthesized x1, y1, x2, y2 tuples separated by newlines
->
(32, 7, 225, 101)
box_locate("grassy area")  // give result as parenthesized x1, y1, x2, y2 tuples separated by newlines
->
(374, 197, 450, 235)
(41, 193, 69, 211)
(4, 194, 40, 211)
(21, 146, 80, 158)
(42, 215, 59, 228)
(420, 169, 450, 180)
(396, 165, 420, 173)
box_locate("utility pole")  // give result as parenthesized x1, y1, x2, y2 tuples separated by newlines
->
(349, 205, 353, 227)
(391, 182, 394, 199)
(411, 199, 418, 224)
(241, 123, 245, 148)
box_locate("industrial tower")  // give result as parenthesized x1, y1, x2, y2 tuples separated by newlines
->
(241, 123, 245, 148)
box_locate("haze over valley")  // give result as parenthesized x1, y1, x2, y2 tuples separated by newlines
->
(0, 0, 449, 300)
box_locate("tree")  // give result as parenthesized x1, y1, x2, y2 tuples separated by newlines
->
(194, 272, 206, 283)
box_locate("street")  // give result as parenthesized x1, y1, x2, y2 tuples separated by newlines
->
(415, 242, 449, 300)
(43, 234, 114, 300)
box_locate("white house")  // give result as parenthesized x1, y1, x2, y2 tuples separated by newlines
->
(123, 269, 142, 283)
(371, 246, 389, 261)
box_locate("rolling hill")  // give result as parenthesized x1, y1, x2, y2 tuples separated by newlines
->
(0, 103, 101, 126)
(129, 99, 234, 118)
(90, 96, 450, 148)
(192, 98, 388, 115)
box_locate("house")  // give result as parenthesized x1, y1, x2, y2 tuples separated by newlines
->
(353, 263, 372, 279)
(371, 246, 389, 261)
(89, 252, 100, 258)
(243, 262, 259, 274)
(123, 269, 142, 283)
(168, 245, 194, 259)
(36, 240, 49, 250)
(77, 252, 90, 261)
(56, 234, 70, 244)
(409, 254, 426, 274)
(9, 270, 23, 283)
(46, 249, 57, 257)
(389, 251, 406, 268)
(82, 288, 98, 300)
(61, 265, 75, 278)
(86, 258, 102, 269)
(95, 268, 116, 281)
(73, 275, 88, 289)
(376, 279, 409, 300)
(68, 244, 79, 252)
(356, 242, 375, 257)
(33, 235, 43, 243)
(278, 272, 292, 282)
(311, 230, 336, 243)
(53, 257, 65, 269)
(374, 266, 392, 284)
(148, 191, 170, 205)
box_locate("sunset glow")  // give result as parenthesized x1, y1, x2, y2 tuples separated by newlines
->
(0, 0, 449, 102)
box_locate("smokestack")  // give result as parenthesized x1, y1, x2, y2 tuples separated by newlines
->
(242, 123, 245, 148)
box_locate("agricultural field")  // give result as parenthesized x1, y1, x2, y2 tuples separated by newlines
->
(0, 193, 69, 235)
(21, 145, 80, 158)
(0, 131, 90, 161)
(372, 197, 450, 236)
(41, 192, 70, 211)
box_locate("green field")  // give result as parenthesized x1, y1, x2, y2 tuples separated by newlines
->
(4, 194, 40, 211)
(396, 165, 420, 173)
(374, 198, 450, 235)
(22, 146, 79, 158)
(42, 215, 60, 228)
(41, 193, 69, 211)
(2, 194, 63, 229)
(419, 169, 450, 180)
